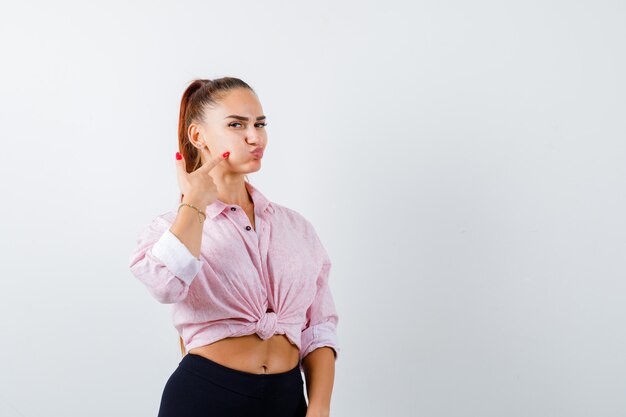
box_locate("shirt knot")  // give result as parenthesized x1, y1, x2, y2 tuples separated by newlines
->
(255, 311, 278, 340)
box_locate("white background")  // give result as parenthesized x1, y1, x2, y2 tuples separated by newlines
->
(1, 1, 625, 416)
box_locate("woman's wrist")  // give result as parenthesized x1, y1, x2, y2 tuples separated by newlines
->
(305, 406, 330, 417)
(181, 194, 207, 211)
(178, 203, 206, 224)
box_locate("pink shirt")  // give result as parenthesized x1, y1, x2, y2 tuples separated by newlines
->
(128, 181, 340, 371)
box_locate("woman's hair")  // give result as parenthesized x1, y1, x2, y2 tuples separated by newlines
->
(177, 77, 255, 357)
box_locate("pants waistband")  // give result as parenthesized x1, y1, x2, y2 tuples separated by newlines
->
(178, 353, 303, 399)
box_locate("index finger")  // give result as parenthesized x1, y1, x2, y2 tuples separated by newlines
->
(199, 146, 228, 172)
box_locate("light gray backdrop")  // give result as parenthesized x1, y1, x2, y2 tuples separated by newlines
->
(1, 0, 624, 416)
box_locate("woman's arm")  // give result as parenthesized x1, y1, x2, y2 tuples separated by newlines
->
(299, 256, 341, 413)
(169, 196, 207, 258)
(302, 346, 335, 415)
(128, 199, 207, 304)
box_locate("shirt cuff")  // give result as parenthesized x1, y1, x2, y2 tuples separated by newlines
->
(300, 321, 341, 362)
(151, 228, 203, 285)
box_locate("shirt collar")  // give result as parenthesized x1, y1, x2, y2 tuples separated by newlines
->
(205, 181, 275, 220)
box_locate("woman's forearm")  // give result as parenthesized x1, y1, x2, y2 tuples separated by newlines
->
(169, 197, 207, 258)
(302, 347, 336, 414)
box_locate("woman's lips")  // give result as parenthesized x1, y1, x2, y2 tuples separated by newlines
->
(251, 149, 264, 158)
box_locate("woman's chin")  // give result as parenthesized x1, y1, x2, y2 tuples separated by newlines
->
(243, 162, 262, 173)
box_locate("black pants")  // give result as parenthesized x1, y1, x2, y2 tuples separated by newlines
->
(157, 353, 308, 417)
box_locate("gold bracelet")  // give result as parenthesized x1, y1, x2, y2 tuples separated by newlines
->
(178, 202, 206, 223)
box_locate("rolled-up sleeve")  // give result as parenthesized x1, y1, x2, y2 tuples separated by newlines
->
(299, 256, 341, 364)
(128, 216, 203, 304)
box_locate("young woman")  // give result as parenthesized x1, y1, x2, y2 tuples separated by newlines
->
(129, 77, 341, 417)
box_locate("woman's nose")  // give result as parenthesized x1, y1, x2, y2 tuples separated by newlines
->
(246, 132, 262, 144)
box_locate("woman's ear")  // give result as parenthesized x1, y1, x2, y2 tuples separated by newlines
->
(187, 123, 207, 147)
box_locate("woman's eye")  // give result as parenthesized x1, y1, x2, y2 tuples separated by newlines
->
(229, 122, 268, 128)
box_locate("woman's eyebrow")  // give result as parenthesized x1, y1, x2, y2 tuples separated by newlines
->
(224, 115, 266, 121)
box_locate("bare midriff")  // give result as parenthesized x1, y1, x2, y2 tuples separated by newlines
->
(188, 333, 300, 375)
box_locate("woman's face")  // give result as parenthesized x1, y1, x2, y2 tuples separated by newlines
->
(195, 88, 268, 175)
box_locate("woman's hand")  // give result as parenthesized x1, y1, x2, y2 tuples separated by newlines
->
(175, 146, 229, 208)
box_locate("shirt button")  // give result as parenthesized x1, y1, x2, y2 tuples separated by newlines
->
(230, 207, 236, 211)
(246, 225, 252, 230)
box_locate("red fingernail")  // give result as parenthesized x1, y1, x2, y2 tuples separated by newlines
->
(175, 152, 182, 160)
(222, 151, 230, 158)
